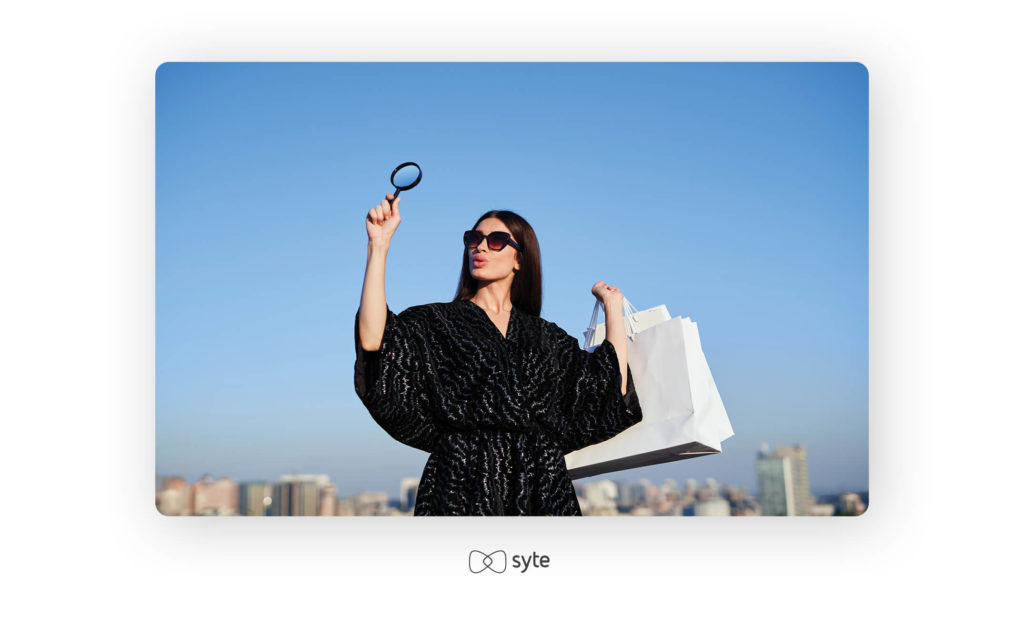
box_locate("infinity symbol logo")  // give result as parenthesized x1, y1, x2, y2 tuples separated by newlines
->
(468, 549, 507, 573)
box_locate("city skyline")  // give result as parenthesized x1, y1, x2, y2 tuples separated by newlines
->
(158, 441, 864, 508)
(156, 467, 868, 518)
(157, 470, 868, 510)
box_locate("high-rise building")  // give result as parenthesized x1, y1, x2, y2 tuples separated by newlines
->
(399, 478, 419, 513)
(614, 480, 632, 506)
(271, 481, 293, 516)
(319, 483, 337, 516)
(156, 477, 190, 516)
(756, 443, 815, 515)
(292, 482, 320, 516)
(192, 475, 239, 515)
(238, 481, 271, 516)
(757, 454, 794, 515)
(615, 481, 647, 508)
(274, 474, 332, 516)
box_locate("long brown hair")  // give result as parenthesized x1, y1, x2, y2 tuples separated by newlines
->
(452, 210, 542, 317)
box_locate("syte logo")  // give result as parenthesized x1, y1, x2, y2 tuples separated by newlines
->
(469, 549, 506, 573)
(468, 549, 550, 574)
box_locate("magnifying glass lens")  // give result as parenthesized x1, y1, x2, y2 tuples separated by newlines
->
(393, 165, 420, 189)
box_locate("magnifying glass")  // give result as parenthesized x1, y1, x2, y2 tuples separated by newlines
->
(390, 162, 422, 199)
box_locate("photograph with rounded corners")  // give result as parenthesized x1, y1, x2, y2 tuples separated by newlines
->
(155, 62, 868, 517)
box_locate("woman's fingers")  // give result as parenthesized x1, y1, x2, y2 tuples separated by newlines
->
(370, 194, 400, 222)
(367, 193, 401, 242)
(591, 280, 621, 301)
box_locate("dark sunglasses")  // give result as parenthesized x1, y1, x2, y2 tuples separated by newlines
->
(463, 230, 521, 252)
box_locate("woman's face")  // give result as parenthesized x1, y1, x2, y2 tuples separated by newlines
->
(469, 217, 521, 282)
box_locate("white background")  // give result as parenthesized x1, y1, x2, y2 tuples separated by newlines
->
(2, 0, 1021, 621)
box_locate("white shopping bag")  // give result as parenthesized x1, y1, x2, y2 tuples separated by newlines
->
(564, 298, 735, 480)
(583, 302, 671, 346)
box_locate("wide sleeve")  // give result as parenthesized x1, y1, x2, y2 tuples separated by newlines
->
(552, 327, 644, 455)
(354, 306, 437, 453)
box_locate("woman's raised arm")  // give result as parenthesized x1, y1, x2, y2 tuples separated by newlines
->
(592, 281, 628, 395)
(358, 192, 402, 351)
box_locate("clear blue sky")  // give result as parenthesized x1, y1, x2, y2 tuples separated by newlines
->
(156, 62, 867, 497)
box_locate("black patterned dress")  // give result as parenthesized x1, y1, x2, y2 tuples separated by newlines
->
(353, 299, 643, 516)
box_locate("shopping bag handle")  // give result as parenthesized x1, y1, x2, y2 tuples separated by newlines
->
(584, 296, 641, 347)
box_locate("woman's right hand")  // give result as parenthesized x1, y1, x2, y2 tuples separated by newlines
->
(366, 192, 401, 245)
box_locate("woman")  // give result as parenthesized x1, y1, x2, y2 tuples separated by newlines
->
(354, 192, 642, 515)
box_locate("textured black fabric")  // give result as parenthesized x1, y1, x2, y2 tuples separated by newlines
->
(354, 299, 643, 516)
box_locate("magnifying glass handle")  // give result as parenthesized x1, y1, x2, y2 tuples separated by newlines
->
(392, 188, 401, 200)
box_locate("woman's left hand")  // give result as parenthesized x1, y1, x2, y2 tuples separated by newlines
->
(591, 280, 624, 309)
